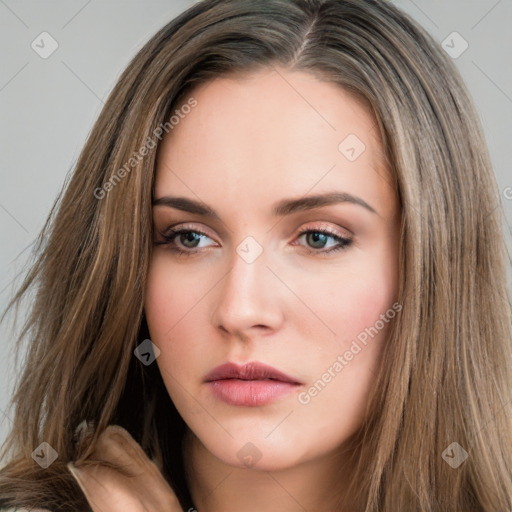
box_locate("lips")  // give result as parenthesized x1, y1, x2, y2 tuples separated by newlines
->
(204, 361, 302, 384)
(204, 362, 302, 407)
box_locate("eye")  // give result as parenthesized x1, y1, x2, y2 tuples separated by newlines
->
(294, 227, 353, 255)
(154, 224, 353, 256)
(155, 227, 217, 255)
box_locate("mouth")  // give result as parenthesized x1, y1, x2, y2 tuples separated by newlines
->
(204, 361, 302, 407)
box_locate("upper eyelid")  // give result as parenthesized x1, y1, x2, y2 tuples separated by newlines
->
(159, 222, 352, 243)
(161, 223, 216, 239)
(296, 224, 351, 237)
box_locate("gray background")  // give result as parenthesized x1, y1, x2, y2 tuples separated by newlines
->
(1, 0, 511, 448)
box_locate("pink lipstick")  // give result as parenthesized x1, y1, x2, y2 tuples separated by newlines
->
(204, 361, 302, 406)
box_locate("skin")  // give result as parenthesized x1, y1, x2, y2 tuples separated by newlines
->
(69, 67, 401, 511)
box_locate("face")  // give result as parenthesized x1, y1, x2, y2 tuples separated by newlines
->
(145, 67, 401, 472)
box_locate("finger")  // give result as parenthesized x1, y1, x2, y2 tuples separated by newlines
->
(68, 425, 183, 511)
(68, 462, 135, 511)
(84, 425, 183, 508)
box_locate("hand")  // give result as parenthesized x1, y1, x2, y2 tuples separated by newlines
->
(67, 424, 184, 511)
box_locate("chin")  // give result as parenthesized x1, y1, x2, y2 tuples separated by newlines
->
(205, 434, 311, 472)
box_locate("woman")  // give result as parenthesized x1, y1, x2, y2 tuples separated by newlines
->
(0, 0, 511, 510)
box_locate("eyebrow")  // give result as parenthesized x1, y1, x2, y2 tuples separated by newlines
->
(152, 191, 379, 218)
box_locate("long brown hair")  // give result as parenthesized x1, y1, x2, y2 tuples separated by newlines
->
(1, 0, 511, 510)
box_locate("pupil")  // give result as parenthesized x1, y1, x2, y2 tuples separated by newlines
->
(183, 232, 200, 248)
(309, 232, 327, 248)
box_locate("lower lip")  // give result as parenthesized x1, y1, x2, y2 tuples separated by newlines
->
(207, 379, 300, 406)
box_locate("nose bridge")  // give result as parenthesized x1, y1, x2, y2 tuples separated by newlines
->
(212, 234, 282, 333)
(224, 234, 267, 306)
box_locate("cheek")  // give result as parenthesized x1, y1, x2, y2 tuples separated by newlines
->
(144, 255, 197, 370)
(144, 253, 208, 338)
(296, 253, 397, 349)
(339, 272, 395, 339)
(292, 248, 398, 411)
(144, 253, 219, 409)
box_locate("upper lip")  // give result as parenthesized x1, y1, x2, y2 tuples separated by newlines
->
(204, 362, 302, 384)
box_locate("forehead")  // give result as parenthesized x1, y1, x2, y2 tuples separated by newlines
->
(155, 68, 397, 219)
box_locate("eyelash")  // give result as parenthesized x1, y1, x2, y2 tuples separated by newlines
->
(155, 225, 353, 257)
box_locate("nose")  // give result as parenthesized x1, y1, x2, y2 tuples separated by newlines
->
(211, 239, 284, 339)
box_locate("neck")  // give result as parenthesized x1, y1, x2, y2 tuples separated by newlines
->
(181, 428, 361, 512)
